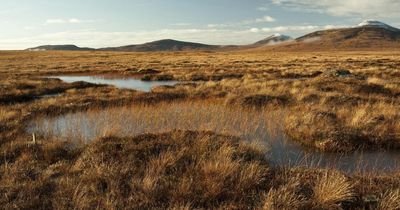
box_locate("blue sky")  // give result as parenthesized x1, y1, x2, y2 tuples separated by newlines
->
(1, 0, 399, 49)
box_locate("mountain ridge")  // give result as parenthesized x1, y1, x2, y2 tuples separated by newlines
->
(253, 33, 293, 46)
(25, 20, 400, 52)
(260, 20, 400, 51)
(26, 45, 95, 51)
(98, 39, 222, 52)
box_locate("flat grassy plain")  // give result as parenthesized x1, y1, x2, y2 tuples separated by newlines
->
(0, 50, 399, 209)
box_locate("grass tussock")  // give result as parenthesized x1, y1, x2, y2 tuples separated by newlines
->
(313, 171, 355, 208)
(55, 130, 269, 209)
(285, 102, 400, 151)
(263, 179, 305, 210)
(378, 189, 400, 210)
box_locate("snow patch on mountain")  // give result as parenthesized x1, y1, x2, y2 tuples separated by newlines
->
(270, 33, 292, 40)
(357, 20, 398, 31)
(254, 33, 293, 46)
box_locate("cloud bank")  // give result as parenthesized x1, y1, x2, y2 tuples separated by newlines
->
(45, 18, 93, 25)
(271, 0, 400, 18)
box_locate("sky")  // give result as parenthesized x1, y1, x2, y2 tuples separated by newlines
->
(1, 0, 400, 50)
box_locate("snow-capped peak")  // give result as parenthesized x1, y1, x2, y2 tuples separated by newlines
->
(272, 33, 282, 37)
(268, 33, 292, 40)
(254, 34, 293, 46)
(358, 20, 393, 29)
(270, 33, 292, 39)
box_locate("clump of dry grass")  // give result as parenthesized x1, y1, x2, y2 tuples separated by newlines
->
(313, 171, 355, 208)
(263, 178, 305, 209)
(0, 77, 102, 105)
(284, 106, 348, 151)
(378, 189, 400, 210)
(285, 101, 400, 151)
(168, 203, 193, 210)
(226, 94, 290, 107)
(60, 130, 269, 209)
(341, 103, 400, 148)
(0, 107, 17, 122)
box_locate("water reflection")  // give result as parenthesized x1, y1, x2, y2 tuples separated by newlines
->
(27, 102, 400, 174)
(50, 75, 178, 92)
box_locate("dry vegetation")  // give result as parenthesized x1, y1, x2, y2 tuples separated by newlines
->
(29, 101, 276, 143)
(0, 50, 400, 209)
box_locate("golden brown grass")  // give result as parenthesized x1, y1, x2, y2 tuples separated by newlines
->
(1, 50, 400, 209)
(0, 107, 17, 122)
(263, 179, 305, 209)
(29, 101, 276, 144)
(2, 129, 397, 209)
(313, 171, 355, 208)
(52, 130, 268, 209)
(378, 189, 400, 210)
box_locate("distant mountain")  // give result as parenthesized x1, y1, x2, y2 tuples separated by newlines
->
(266, 20, 400, 51)
(25, 20, 400, 52)
(253, 34, 293, 46)
(26, 45, 94, 51)
(357, 20, 400, 31)
(99, 39, 222, 52)
(100, 35, 294, 52)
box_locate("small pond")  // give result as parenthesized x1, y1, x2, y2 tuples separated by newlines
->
(27, 102, 400, 174)
(49, 75, 178, 92)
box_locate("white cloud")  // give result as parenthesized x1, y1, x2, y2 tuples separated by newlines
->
(269, 0, 400, 18)
(255, 15, 276, 23)
(250, 25, 320, 33)
(208, 15, 276, 29)
(45, 18, 93, 25)
(243, 16, 276, 24)
(24, 26, 35, 30)
(171, 23, 192, 26)
(250, 28, 260, 33)
(323, 24, 349, 30)
(271, 0, 283, 4)
(45, 19, 64, 24)
(68, 18, 82, 23)
(207, 24, 229, 28)
(257, 6, 269, 11)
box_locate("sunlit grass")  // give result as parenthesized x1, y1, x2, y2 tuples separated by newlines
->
(1, 50, 400, 209)
(30, 101, 281, 144)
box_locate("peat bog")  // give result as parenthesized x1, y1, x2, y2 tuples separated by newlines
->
(1, 51, 399, 209)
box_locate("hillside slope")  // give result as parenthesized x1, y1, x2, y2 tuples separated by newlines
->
(26, 45, 94, 51)
(263, 20, 400, 51)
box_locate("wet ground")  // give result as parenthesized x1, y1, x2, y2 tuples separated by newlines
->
(27, 103, 400, 174)
(49, 75, 178, 92)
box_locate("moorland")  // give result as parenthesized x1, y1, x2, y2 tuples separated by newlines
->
(0, 50, 399, 209)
